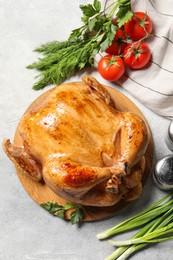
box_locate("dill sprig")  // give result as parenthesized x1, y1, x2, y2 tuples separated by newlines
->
(27, 0, 133, 90)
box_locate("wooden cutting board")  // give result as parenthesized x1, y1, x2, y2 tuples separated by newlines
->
(14, 85, 153, 221)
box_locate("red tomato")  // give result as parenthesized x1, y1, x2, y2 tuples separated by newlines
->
(105, 29, 127, 55)
(124, 42, 151, 69)
(124, 12, 153, 41)
(98, 55, 125, 81)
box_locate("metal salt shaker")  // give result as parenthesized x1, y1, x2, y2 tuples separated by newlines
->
(165, 121, 173, 151)
(153, 122, 173, 190)
(153, 155, 173, 190)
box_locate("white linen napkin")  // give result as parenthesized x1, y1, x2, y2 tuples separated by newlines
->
(110, 0, 173, 119)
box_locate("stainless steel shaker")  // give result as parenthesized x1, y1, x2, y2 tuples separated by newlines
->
(153, 155, 173, 190)
(165, 121, 173, 151)
(153, 121, 173, 190)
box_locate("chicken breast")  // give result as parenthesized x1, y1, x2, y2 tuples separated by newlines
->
(3, 76, 148, 206)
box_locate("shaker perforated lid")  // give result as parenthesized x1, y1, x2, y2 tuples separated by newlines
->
(153, 155, 173, 190)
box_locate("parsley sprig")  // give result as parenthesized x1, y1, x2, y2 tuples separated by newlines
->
(27, 0, 132, 90)
(41, 202, 84, 224)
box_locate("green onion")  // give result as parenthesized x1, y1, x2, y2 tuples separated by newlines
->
(97, 193, 173, 240)
(115, 206, 173, 260)
(105, 218, 157, 260)
(109, 223, 173, 246)
(96, 193, 173, 260)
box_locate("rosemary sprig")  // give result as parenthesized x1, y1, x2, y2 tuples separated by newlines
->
(27, 0, 133, 90)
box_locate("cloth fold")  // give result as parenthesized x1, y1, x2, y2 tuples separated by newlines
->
(102, 0, 173, 120)
(113, 0, 173, 119)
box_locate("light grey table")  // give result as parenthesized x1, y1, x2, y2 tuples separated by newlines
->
(0, 1, 172, 260)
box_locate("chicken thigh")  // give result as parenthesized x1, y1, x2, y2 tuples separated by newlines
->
(3, 76, 148, 206)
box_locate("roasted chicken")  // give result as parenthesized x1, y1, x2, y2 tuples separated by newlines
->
(3, 76, 148, 206)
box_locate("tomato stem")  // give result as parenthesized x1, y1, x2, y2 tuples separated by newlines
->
(133, 12, 150, 37)
(106, 55, 121, 68)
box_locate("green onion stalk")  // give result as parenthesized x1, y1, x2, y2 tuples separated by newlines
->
(96, 193, 173, 260)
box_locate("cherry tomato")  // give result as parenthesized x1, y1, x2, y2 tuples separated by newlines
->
(124, 12, 153, 41)
(124, 42, 151, 69)
(105, 29, 127, 55)
(98, 55, 125, 81)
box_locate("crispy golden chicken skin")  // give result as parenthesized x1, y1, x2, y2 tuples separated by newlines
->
(3, 76, 148, 206)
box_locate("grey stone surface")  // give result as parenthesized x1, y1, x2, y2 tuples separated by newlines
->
(0, 1, 172, 260)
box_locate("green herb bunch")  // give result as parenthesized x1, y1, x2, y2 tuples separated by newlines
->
(27, 0, 132, 90)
